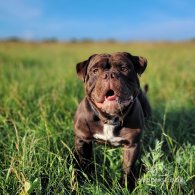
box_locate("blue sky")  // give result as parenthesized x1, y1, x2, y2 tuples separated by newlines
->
(0, 0, 195, 41)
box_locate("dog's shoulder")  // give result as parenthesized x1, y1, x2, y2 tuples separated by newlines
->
(74, 97, 98, 137)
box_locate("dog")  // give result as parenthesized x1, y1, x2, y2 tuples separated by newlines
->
(74, 52, 151, 190)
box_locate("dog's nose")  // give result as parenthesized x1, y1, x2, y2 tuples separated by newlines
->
(103, 72, 118, 80)
(111, 72, 118, 79)
(103, 72, 109, 79)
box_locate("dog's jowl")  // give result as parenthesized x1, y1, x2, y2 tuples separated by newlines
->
(74, 52, 151, 190)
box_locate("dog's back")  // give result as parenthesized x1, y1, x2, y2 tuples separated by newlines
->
(138, 84, 151, 119)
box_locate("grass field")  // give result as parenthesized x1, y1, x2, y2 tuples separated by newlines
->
(0, 41, 195, 194)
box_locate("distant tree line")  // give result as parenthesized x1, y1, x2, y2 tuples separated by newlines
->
(0, 36, 118, 43)
(1, 36, 195, 43)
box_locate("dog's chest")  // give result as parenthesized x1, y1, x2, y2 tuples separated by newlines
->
(93, 124, 125, 146)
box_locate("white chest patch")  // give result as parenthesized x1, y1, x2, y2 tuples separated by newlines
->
(93, 124, 125, 146)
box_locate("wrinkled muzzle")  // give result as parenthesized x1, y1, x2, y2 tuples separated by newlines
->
(89, 75, 137, 115)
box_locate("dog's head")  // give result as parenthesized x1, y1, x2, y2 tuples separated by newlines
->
(76, 52, 147, 116)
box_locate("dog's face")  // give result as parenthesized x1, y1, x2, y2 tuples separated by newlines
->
(76, 52, 147, 115)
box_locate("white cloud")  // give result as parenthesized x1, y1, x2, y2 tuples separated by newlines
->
(22, 31, 35, 40)
(0, 0, 41, 20)
(127, 19, 195, 40)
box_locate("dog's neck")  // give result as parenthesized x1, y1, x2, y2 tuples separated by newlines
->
(88, 96, 137, 126)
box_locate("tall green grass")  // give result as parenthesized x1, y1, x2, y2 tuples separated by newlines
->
(0, 41, 194, 194)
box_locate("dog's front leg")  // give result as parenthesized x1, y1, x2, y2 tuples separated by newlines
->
(122, 142, 140, 190)
(74, 136, 92, 171)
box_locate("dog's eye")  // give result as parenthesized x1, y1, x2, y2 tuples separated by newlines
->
(120, 66, 128, 72)
(93, 68, 99, 74)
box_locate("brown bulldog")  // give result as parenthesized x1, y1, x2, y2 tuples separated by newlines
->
(74, 52, 151, 189)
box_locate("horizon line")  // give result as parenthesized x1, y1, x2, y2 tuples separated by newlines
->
(1, 36, 195, 43)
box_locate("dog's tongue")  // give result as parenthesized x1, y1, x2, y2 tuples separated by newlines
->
(105, 95, 117, 101)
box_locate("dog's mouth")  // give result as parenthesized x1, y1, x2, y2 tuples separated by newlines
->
(105, 89, 117, 101)
(94, 89, 133, 114)
(105, 89, 134, 103)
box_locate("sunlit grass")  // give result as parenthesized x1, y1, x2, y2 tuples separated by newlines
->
(0, 41, 195, 194)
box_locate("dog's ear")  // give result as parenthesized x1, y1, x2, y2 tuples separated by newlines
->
(124, 52, 147, 75)
(76, 54, 97, 81)
(132, 55, 147, 75)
